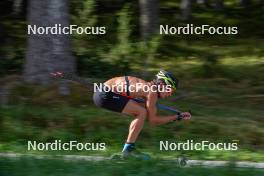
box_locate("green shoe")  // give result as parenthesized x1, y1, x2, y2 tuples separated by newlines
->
(110, 153, 123, 160)
(122, 148, 151, 160)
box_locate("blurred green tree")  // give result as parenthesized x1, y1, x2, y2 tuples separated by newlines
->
(181, 0, 193, 20)
(139, 0, 159, 76)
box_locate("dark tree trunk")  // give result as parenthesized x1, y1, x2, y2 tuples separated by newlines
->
(24, 0, 75, 92)
(181, 0, 193, 20)
(13, 0, 23, 15)
(139, 0, 159, 77)
(139, 0, 159, 40)
(196, 0, 210, 7)
(214, 0, 224, 11)
(240, 0, 251, 7)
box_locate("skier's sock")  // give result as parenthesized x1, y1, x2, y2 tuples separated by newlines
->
(122, 143, 135, 152)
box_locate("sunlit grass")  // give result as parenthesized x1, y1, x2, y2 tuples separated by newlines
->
(1, 82, 263, 161)
(221, 56, 264, 66)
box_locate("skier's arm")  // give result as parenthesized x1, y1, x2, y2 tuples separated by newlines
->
(146, 92, 178, 125)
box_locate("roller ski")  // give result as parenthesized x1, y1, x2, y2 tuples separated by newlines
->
(177, 156, 188, 166)
(110, 144, 151, 160)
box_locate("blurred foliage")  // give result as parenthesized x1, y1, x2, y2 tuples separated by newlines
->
(0, 0, 263, 79)
(71, 2, 162, 78)
(71, 1, 133, 77)
(0, 0, 264, 163)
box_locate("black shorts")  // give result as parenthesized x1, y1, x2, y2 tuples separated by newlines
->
(93, 89, 130, 113)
